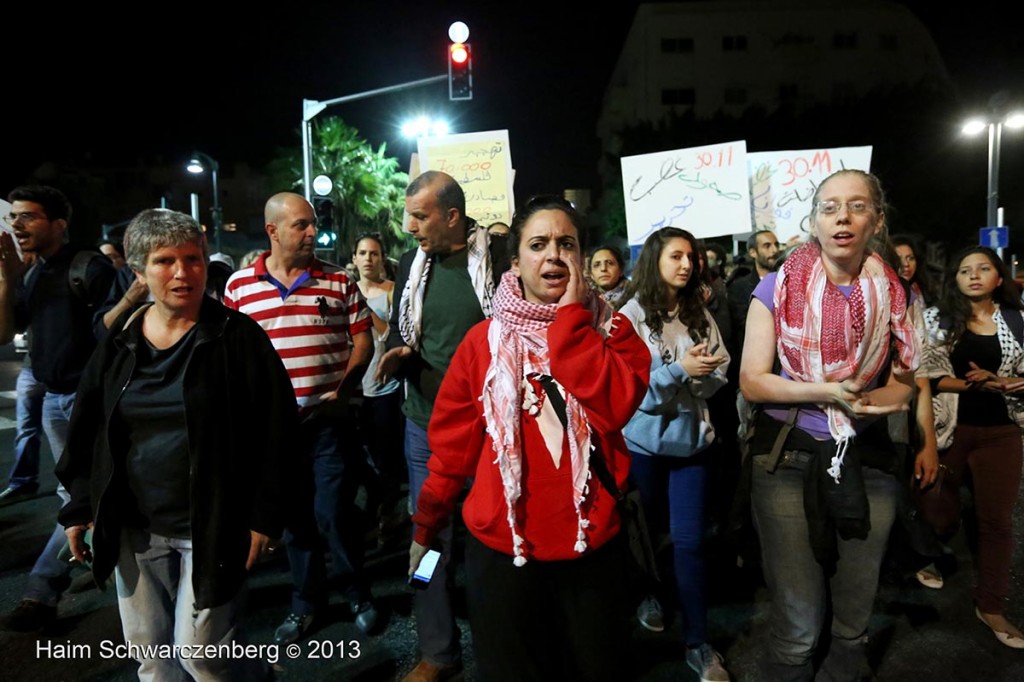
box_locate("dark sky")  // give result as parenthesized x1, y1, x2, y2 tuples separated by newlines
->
(5, 2, 1022, 206)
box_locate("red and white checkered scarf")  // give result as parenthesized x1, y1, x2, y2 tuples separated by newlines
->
(774, 242, 918, 480)
(481, 270, 611, 566)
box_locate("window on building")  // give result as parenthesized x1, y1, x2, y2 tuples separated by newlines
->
(880, 34, 898, 50)
(661, 37, 695, 53)
(833, 32, 858, 49)
(724, 88, 747, 105)
(662, 88, 696, 106)
(723, 35, 748, 51)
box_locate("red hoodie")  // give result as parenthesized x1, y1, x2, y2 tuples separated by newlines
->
(413, 303, 650, 561)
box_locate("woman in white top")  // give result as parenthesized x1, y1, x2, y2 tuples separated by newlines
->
(354, 233, 405, 525)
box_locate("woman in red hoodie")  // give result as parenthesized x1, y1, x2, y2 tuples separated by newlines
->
(408, 196, 650, 681)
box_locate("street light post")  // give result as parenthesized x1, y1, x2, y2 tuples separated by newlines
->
(301, 75, 447, 200)
(186, 151, 223, 253)
(962, 93, 1024, 229)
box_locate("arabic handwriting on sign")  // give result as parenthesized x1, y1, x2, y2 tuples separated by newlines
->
(462, 145, 503, 160)
(649, 196, 694, 230)
(776, 179, 819, 209)
(676, 172, 743, 201)
(466, 191, 507, 203)
(628, 157, 687, 202)
(460, 170, 493, 185)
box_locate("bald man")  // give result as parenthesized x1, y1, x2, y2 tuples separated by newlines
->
(224, 192, 377, 642)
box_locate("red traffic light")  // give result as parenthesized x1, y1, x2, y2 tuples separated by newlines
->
(450, 42, 469, 64)
(448, 41, 472, 100)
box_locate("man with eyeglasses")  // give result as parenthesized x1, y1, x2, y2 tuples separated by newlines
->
(376, 171, 509, 682)
(0, 185, 115, 632)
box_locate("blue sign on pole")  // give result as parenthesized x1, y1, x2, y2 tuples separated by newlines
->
(980, 226, 1009, 249)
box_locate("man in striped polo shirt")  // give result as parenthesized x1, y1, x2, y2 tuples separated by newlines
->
(224, 192, 377, 642)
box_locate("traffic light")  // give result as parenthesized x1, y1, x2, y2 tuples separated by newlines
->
(448, 41, 472, 101)
(312, 196, 336, 242)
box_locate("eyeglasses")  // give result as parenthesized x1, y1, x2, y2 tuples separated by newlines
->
(815, 200, 875, 216)
(6, 212, 46, 225)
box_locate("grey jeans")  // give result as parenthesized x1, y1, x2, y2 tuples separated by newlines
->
(751, 450, 899, 682)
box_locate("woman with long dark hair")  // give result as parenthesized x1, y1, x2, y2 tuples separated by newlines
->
(740, 170, 919, 680)
(921, 246, 1024, 647)
(618, 227, 731, 681)
(407, 196, 650, 680)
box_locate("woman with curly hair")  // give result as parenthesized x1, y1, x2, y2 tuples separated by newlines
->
(618, 227, 731, 681)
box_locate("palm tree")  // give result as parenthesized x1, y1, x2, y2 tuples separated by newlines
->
(267, 117, 413, 262)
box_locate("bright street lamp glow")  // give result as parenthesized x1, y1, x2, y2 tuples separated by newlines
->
(402, 116, 449, 139)
(1005, 112, 1024, 129)
(187, 159, 205, 174)
(448, 21, 469, 43)
(962, 119, 988, 135)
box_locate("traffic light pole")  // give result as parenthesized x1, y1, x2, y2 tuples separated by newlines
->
(301, 74, 447, 200)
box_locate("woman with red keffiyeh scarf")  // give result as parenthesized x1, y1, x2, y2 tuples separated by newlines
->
(739, 170, 919, 682)
(406, 196, 650, 682)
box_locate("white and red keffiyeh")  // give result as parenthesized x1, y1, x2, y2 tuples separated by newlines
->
(481, 270, 611, 566)
(773, 242, 918, 481)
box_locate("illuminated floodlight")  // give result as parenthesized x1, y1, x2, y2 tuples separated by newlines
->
(961, 118, 988, 135)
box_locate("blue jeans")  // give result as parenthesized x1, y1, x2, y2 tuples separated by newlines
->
(751, 451, 899, 682)
(285, 413, 368, 615)
(406, 419, 460, 666)
(116, 528, 265, 682)
(25, 391, 75, 606)
(629, 452, 709, 647)
(8, 364, 45, 490)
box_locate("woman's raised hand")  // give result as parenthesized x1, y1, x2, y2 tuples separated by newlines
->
(680, 342, 727, 377)
(557, 248, 589, 308)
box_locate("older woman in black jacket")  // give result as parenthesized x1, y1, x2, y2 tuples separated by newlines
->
(57, 209, 296, 681)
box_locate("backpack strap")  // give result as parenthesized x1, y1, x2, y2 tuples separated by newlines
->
(69, 250, 101, 304)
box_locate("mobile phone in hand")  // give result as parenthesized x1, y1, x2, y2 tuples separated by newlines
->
(408, 549, 441, 590)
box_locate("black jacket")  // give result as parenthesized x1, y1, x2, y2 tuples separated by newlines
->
(56, 296, 298, 609)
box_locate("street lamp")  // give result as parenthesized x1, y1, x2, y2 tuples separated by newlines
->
(186, 151, 223, 253)
(961, 95, 1024, 228)
(401, 116, 450, 139)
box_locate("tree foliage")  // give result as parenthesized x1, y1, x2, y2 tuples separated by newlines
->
(266, 117, 413, 261)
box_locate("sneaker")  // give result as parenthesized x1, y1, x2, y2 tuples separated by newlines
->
(636, 595, 665, 632)
(686, 643, 730, 682)
(273, 612, 314, 644)
(915, 563, 943, 590)
(351, 600, 379, 634)
(3, 599, 56, 633)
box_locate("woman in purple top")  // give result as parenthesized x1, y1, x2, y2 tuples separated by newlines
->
(739, 170, 919, 681)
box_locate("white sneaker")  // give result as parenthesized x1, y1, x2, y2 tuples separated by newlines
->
(636, 595, 664, 632)
(686, 643, 730, 682)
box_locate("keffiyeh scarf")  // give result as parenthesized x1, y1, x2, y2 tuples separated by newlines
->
(481, 270, 611, 566)
(773, 242, 918, 482)
(398, 220, 493, 349)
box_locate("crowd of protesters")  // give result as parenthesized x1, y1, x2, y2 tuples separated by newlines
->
(1, 168, 1023, 682)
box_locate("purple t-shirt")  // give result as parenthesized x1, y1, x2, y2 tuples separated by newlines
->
(751, 272, 880, 440)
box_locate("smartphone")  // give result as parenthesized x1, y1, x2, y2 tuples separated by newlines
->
(409, 549, 441, 590)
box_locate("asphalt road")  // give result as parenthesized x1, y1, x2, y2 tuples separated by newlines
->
(0, 342, 1022, 681)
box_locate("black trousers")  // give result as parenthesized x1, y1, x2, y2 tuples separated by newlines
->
(465, 532, 629, 682)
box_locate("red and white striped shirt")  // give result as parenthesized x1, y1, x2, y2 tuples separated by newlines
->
(224, 252, 371, 409)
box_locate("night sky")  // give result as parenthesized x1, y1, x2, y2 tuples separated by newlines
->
(5, 2, 1022, 215)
